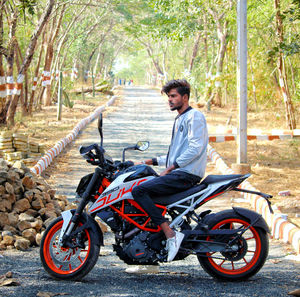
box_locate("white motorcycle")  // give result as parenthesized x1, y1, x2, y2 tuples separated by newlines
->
(40, 115, 273, 281)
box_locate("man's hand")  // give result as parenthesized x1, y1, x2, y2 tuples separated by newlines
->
(160, 164, 176, 176)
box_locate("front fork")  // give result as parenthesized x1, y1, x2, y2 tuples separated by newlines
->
(58, 167, 104, 246)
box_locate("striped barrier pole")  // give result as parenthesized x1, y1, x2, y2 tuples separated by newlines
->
(207, 144, 300, 255)
(30, 95, 118, 175)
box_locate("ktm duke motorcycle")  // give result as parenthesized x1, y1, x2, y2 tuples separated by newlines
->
(40, 115, 273, 281)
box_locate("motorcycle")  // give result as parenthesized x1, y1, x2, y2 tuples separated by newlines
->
(40, 114, 273, 281)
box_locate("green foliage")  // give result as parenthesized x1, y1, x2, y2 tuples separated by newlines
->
(17, 0, 37, 16)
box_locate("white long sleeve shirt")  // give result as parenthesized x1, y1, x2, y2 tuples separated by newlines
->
(157, 107, 208, 178)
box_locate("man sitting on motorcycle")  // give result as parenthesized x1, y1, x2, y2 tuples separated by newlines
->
(132, 79, 208, 262)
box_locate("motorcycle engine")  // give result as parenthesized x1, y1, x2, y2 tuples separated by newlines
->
(124, 232, 156, 263)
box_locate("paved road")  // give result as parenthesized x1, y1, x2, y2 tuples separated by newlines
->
(0, 87, 299, 297)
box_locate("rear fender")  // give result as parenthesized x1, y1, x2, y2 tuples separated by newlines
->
(232, 207, 270, 233)
(59, 210, 104, 246)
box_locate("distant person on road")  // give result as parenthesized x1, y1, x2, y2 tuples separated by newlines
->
(132, 79, 208, 262)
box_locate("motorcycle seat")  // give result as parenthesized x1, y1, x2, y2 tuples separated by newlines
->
(152, 183, 207, 205)
(152, 174, 246, 206)
(201, 174, 246, 185)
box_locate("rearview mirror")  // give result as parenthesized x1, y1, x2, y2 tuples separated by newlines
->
(136, 141, 150, 151)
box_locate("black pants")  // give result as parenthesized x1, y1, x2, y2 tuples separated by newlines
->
(131, 171, 201, 226)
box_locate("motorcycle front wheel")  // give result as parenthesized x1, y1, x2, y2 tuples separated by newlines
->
(40, 216, 100, 280)
(198, 210, 269, 281)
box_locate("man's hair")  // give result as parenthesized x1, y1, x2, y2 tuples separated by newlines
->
(161, 79, 191, 99)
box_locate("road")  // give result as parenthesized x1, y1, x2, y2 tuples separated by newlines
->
(0, 86, 299, 297)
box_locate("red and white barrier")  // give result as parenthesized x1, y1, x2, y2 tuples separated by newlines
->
(13, 74, 24, 95)
(42, 71, 51, 87)
(207, 144, 300, 255)
(30, 95, 118, 175)
(32, 77, 38, 91)
(208, 134, 294, 143)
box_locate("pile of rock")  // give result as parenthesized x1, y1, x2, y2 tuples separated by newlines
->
(0, 158, 70, 251)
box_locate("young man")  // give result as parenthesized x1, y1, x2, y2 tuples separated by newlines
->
(132, 79, 208, 262)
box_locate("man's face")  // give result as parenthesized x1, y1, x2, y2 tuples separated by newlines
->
(167, 88, 185, 111)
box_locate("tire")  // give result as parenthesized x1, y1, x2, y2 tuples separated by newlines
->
(198, 209, 269, 281)
(40, 216, 100, 281)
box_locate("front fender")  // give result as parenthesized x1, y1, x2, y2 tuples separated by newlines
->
(59, 210, 104, 246)
(232, 207, 270, 233)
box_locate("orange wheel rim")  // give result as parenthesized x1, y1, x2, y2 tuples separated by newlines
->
(207, 218, 261, 275)
(43, 221, 91, 275)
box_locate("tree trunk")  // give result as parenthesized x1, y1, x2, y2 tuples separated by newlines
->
(274, 0, 296, 129)
(1, 9, 18, 124)
(0, 1, 6, 122)
(189, 31, 202, 72)
(28, 38, 44, 114)
(6, 0, 55, 126)
(14, 43, 27, 117)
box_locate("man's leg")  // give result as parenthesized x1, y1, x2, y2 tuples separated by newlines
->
(132, 171, 198, 261)
(132, 171, 195, 226)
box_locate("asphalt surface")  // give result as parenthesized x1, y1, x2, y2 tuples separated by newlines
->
(0, 86, 299, 297)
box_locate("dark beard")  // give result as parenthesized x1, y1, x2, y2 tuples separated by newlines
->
(170, 104, 183, 111)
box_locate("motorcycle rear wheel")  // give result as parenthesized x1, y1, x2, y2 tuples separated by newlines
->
(40, 217, 100, 280)
(198, 210, 269, 281)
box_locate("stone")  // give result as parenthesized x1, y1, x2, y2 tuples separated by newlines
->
(22, 228, 37, 244)
(22, 176, 35, 190)
(7, 169, 19, 183)
(4, 182, 14, 194)
(14, 198, 31, 213)
(0, 185, 5, 195)
(0, 212, 9, 228)
(14, 168, 25, 177)
(5, 193, 16, 203)
(47, 189, 56, 198)
(35, 231, 44, 246)
(0, 199, 12, 212)
(45, 202, 55, 210)
(3, 225, 17, 234)
(12, 160, 27, 170)
(18, 213, 35, 222)
(2, 230, 13, 237)
(44, 210, 57, 220)
(32, 188, 42, 195)
(31, 219, 43, 232)
(17, 220, 32, 232)
(0, 158, 9, 170)
(31, 197, 44, 210)
(42, 192, 51, 203)
(57, 200, 65, 211)
(44, 218, 55, 229)
(8, 213, 18, 227)
(25, 209, 38, 217)
(0, 171, 8, 180)
(14, 238, 30, 250)
(24, 190, 34, 202)
(38, 208, 46, 217)
(2, 235, 14, 246)
(12, 181, 24, 194)
(37, 185, 47, 192)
